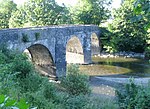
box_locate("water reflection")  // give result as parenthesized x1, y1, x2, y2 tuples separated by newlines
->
(80, 57, 150, 77)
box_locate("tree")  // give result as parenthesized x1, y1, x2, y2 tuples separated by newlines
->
(133, 0, 150, 30)
(9, 6, 27, 28)
(0, 0, 17, 29)
(9, 0, 72, 28)
(133, 0, 150, 58)
(70, 0, 112, 25)
(109, 0, 147, 53)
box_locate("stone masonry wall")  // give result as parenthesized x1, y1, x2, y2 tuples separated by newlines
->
(0, 25, 101, 78)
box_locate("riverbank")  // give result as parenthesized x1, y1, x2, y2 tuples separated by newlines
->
(90, 76, 150, 99)
(95, 52, 145, 59)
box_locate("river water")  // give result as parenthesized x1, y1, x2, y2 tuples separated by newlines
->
(80, 57, 150, 77)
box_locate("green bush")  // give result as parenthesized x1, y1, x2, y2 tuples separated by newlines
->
(116, 79, 150, 109)
(135, 88, 150, 109)
(0, 44, 15, 63)
(12, 53, 34, 78)
(0, 51, 16, 96)
(108, 35, 147, 53)
(84, 96, 119, 109)
(64, 94, 89, 109)
(116, 79, 138, 109)
(0, 44, 10, 55)
(61, 64, 91, 95)
(0, 94, 31, 109)
(16, 72, 60, 108)
(0, 52, 8, 64)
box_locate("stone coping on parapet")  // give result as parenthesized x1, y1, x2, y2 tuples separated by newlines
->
(0, 24, 98, 31)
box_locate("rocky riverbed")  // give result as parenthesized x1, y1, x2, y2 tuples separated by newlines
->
(95, 52, 145, 59)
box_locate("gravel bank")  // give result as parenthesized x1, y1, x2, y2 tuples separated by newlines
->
(90, 76, 150, 98)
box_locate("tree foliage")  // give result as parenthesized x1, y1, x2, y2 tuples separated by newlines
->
(9, 6, 27, 28)
(0, 0, 17, 29)
(133, 0, 150, 30)
(9, 0, 72, 28)
(108, 0, 147, 53)
(8, 0, 112, 27)
(70, 0, 112, 25)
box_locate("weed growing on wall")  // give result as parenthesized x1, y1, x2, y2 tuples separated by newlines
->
(35, 32, 40, 40)
(22, 33, 29, 42)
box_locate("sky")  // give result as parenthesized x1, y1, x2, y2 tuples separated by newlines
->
(13, 0, 121, 9)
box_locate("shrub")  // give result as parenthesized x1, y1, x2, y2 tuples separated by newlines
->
(61, 64, 91, 95)
(0, 44, 15, 63)
(84, 96, 119, 109)
(15, 71, 60, 108)
(0, 52, 8, 64)
(64, 94, 89, 109)
(0, 94, 30, 109)
(135, 89, 150, 109)
(17, 72, 44, 93)
(0, 52, 16, 96)
(0, 47, 62, 109)
(0, 44, 10, 55)
(12, 53, 34, 78)
(116, 79, 150, 109)
(116, 79, 138, 109)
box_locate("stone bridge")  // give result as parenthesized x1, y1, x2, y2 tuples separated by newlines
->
(0, 25, 101, 78)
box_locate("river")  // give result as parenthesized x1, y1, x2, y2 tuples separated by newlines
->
(79, 57, 150, 77)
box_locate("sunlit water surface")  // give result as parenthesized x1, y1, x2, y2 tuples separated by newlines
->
(79, 57, 150, 77)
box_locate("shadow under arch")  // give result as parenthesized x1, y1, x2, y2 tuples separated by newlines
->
(66, 36, 84, 64)
(91, 33, 101, 56)
(24, 44, 56, 78)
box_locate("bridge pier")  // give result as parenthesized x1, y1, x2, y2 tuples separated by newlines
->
(84, 49, 92, 64)
(55, 44, 66, 78)
(55, 61, 66, 78)
(83, 34, 92, 64)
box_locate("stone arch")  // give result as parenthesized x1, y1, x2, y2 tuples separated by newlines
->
(66, 36, 84, 64)
(91, 33, 101, 55)
(24, 44, 56, 78)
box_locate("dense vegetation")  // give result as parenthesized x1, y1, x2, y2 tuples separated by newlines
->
(102, 0, 149, 54)
(9, 0, 72, 27)
(1, 47, 150, 108)
(0, 47, 118, 108)
(0, 0, 17, 29)
(69, 0, 112, 25)
(108, 0, 147, 53)
(116, 79, 150, 109)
